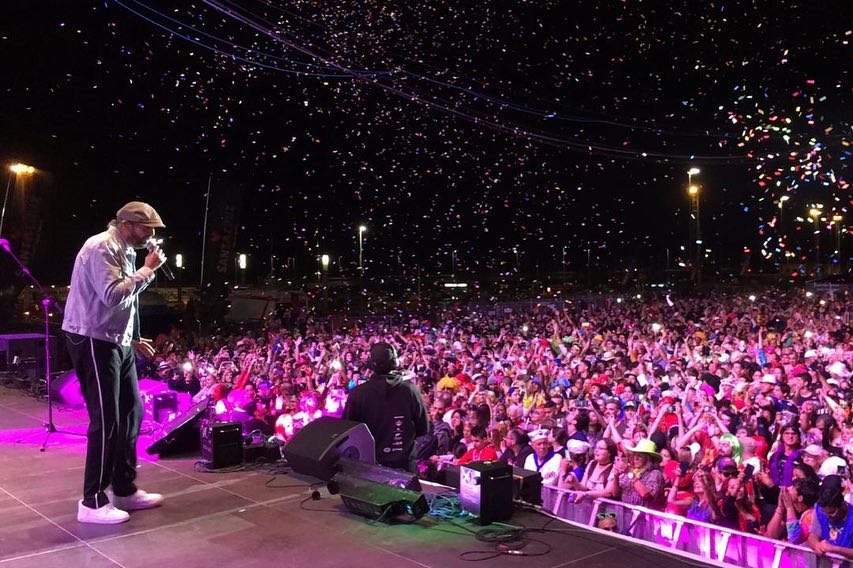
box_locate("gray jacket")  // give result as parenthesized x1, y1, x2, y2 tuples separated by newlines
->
(61, 224, 155, 346)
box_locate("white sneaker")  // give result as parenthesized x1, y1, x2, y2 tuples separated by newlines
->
(77, 500, 130, 524)
(109, 489, 164, 511)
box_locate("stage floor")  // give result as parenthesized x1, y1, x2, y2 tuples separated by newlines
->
(0, 385, 711, 567)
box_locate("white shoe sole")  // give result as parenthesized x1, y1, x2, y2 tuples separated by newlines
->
(77, 514, 130, 525)
(109, 492, 163, 511)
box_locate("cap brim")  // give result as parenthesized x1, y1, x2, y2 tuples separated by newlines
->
(117, 216, 165, 228)
(625, 446, 662, 461)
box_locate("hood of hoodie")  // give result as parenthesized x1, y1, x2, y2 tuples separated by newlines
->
(368, 372, 404, 398)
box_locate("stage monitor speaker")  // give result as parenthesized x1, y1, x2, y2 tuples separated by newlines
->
(512, 467, 543, 505)
(49, 370, 85, 407)
(327, 472, 428, 522)
(460, 461, 513, 525)
(201, 421, 243, 469)
(281, 417, 375, 481)
(337, 458, 421, 491)
(145, 396, 210, 455)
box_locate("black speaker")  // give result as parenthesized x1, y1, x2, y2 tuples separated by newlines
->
(201, 421, 243, 469)
(145, 396, 210, 455)
(441, 464, 461, 491)
(337, 458, 421, 491)
(49, 369, 84, 406)
(460, 461, 513, 525)
(152, 391, 178, 423)
(281, 417, 375, 481)
(512, 467, 543, 505)
(0, 333, 60, 377)
(327, 472, 429, 522)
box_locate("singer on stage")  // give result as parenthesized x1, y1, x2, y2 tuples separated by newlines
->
(62, 201, 168, 524)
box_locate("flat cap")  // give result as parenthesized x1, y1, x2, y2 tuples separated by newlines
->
(116, 201, 165, 228)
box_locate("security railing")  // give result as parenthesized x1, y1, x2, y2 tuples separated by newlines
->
(542, 485, 850, 568)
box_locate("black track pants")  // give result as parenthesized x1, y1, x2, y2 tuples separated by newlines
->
(65, 333, 143, 509)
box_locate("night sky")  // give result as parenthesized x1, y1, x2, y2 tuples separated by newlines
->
(1, 1, 849, 285)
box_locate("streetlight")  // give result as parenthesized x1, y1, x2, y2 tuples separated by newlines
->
(238, 253, 247, 285)
(174, 254, 184, 303)
(832, 214, 843, 273)
(320, 254, 329, 293)
(358, 225, 367, 276)
(688, 182, 701, 286)
(1, 163, 35, 237)
(778, 195, 790, 233)
(809, 208, 821, 277)
(10, 164, 34, 175)
(687, 167, 701, 186)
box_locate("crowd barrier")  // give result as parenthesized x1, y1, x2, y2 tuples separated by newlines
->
(541, 485, 851, 568)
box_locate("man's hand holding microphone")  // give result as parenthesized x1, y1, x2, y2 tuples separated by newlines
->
(145, 239, 174, 279)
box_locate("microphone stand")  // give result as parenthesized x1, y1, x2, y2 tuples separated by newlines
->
(0, 240, 85, 450)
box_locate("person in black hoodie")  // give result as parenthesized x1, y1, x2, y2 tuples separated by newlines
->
(343, 342, 429, 472)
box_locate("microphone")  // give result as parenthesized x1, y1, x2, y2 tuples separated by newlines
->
(0, 238, 9, 252)
(145, 239, 175, 280)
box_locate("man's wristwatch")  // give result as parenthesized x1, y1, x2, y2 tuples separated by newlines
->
(627, 472, 635, 480)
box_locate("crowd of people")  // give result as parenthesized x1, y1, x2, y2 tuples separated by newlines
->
(147, 289, 853, 557)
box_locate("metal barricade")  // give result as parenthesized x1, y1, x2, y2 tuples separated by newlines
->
(542, 485, 848, 568)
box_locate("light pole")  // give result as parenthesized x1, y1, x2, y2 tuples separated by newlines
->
(1, 163, 35, 238)
(688, 182, 701, 286)
(358, 225, 366, 276)
(832, 214, 843, 274)
(357, 225, 367, 313)
(778, 195, 790, 230)
(238, 253, 247, 285)
(320, 254, 329, 308)
(451, 249, 457, 278)
(809, 208, 822, 277)
(687, 168, 701, 286)
(561, 245, 567, 280)
(175, 254, 184, 303)
(687, 167, 700, 187)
